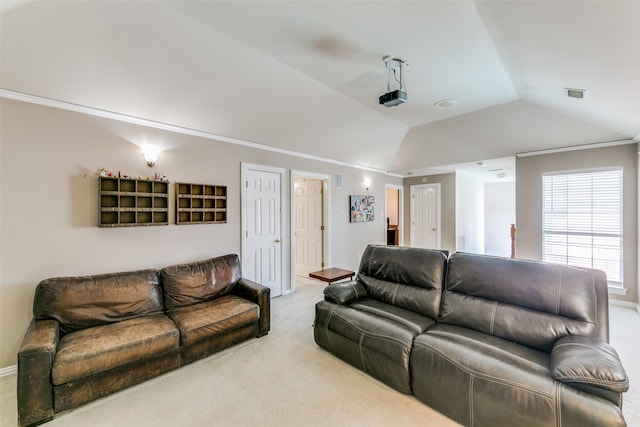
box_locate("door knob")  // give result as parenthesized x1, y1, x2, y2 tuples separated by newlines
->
(275, 239, 281, 243)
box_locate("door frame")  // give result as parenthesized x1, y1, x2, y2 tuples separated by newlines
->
(241, 163, 288, 297)
(290, 170, 331, 294)
(384, 184, 405, 246)
(410, 183, 441, 249)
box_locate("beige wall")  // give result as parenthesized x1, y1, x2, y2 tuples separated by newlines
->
(516, 143, 638, 305)
(386, 188, 399, 226)
(403, 172, 456, 253)
(0, 98, 401, 368)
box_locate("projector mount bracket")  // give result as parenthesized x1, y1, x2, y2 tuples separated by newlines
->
(383, 56, 408, 92)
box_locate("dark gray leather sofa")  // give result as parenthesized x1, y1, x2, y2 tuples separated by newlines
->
(18, 254, 270, 427)
(314, 245, 629, 427)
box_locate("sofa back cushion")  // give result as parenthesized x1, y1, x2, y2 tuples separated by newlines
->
(357, 245, 447, 320)
(159, 254, 241, 310)
(441, 252, 601, 352)
(34, 270, 163, 334)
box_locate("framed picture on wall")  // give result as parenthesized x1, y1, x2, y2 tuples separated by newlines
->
(350, 195, 375, 223)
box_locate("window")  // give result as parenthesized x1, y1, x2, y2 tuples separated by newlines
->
(542, 169, 623, 286)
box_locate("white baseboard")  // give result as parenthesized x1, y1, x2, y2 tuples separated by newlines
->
(0, 365, 17, 378)
(610, 299, 640, 314)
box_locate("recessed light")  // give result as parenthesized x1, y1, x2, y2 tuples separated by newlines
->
(434, 99, 457, 109)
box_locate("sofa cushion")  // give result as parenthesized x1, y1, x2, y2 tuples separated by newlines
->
(167, 295, 259, 346)
(357, 245, 447, 320)
(350, 300, 435, 334)
(34, 270, 163, 334)
(160, 254, 241, 310)
(441, 253, 599, 352)
(551, 335, 628, 393)
(314, 300, 422, 394)
(411, 324, 625, 426)
(51, 313, 179, 385)
(412, 324, 555, 426)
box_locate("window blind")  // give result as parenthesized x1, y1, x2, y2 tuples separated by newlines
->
(542, 169, 623, 285)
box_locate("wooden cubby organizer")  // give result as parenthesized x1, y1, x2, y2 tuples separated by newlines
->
(175, 182, 227, 225)
(99, 177, 169, 227)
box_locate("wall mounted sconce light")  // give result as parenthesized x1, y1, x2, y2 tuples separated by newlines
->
(363, 178, 372, 191)
(143, 146, 160, 168)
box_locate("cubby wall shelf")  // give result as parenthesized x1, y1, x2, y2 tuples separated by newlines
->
(99, 177, 169, 227)
(175, 182, 228, 225)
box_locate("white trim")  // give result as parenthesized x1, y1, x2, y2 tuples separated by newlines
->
(1, 89, 402, 177)
(608, 286, 628, 296)
(290, 170, 332, 291)
(516, 139, 635, 157)
(0, 365, 17, 377)
(609, 299, 640, 314)
(385, 184, 405, 246)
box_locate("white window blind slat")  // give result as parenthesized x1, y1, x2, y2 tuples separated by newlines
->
(542, 169, 622, 285)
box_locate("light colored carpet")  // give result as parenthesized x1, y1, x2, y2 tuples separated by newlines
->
(1, 278, 638, 427)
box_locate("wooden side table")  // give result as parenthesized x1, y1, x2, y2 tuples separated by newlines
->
(309, 268, 355, 285)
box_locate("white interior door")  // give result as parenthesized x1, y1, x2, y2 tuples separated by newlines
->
(243, 167, 283, 297)
(294, 178, 323, 277)
(411, 183, 441, 249)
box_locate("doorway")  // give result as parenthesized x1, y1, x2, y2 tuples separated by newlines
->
(291, 170, 330, 288)
(241, 163, 286, 298)
(385, 184, 404, 246)
(410, 183, 441, 249)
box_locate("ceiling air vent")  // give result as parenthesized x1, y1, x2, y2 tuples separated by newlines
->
(565, 88, 587, 100)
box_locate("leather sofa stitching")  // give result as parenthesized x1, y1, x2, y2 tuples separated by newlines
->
(489, 302, 498, 335)
(325, 304, 339, 345)
(352, 284, 360, 301)
(469, 374, 475, 427)
(330, 310, 413, 346)
(358, 333, 366, 371)
(414, 341, 555, 399)
(392, 283, 399, 305)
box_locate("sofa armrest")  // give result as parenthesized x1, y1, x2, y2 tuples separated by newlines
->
(18, 319, 59, 427)
(232, 278, 270, 337)
(323, 281, 367, 305)
(551, 335, 628, 394)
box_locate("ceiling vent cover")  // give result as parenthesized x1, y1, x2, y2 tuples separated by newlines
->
(565, 88, 587, 100)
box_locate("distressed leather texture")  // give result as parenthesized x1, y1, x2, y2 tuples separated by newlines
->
(33, 270, 163, 334)
(314, 245, 628, 427)
(167, 295, 259, 346)
(18, 254, 270, 427)
(160, 254, 241, 310)
(51, 313, 179, 384)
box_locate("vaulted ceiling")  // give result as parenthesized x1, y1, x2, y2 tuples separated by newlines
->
(1, 1, 638, 176)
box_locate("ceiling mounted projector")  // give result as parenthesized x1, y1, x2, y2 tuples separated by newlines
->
(379, 90, 407, 107)
(379, 56, 408, 107)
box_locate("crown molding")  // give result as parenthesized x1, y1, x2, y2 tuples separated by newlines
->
(1, 89, 402, 177)
(516, 139, 636, 157)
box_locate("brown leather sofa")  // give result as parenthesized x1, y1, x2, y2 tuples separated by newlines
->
(314, 245, 629, 427)
(17, 254, 270, 427)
